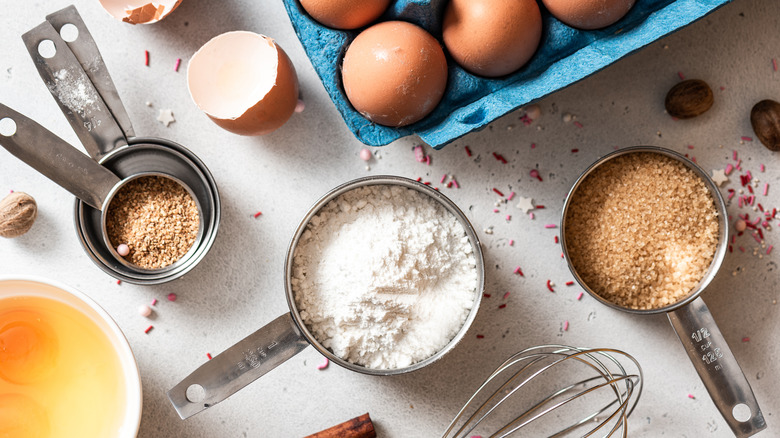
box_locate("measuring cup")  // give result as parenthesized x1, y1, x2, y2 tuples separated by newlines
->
(0, 6, 219, 284)
(560, 146, 766, 437)
(168, 175, 486, 419)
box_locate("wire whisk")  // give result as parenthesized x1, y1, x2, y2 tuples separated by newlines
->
(443, 345, 643, 438)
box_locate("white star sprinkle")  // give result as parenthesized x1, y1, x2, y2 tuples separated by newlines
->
(711, 169, 728, 186)
(157, 109, 175, 127)
(516, 196, 534, 213)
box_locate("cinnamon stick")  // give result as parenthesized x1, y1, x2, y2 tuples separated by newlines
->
(305, 413, 376, 438)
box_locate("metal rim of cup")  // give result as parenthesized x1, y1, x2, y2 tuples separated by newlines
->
(283, 175, 486, 375)
(75, 138, 220, 285)
(560, 146, 729, 315)
(100, 172, 205, 274)
(0, 275, 143, 437)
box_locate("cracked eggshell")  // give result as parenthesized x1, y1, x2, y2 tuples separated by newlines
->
(187, 31, 300, 136)
(99, 0, 182, 24)
(342, 21, 448, 128)
(541, 0, 636, 30)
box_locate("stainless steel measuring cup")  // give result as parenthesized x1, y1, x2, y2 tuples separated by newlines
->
(168, 175, 486, 419)
(0, 6, 219, 284)
(560, 146, 766, 437)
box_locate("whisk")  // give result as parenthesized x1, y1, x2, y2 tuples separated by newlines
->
(443, 345, 643, 438)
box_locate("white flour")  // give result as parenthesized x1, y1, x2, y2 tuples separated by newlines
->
(292, 184, 478, 370)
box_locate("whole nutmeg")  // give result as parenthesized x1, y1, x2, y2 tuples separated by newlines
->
(750, 99, 780, 151)
(0, 192, 38, 238)
(665, 79, 714, 119)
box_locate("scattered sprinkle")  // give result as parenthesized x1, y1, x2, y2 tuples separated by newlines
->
(514, 266, 524, 276)
(678, 71, 685, 80)
(767, 245, 773, 255)
(144, 325, 153, 334)
(563, 320, 569, 331)
(688, 394, 695, 400)
(742, 337, 750, 342)
(529, 212, 535, 220)
(493, 188, 505, 197)
(546, 279, 555, 292)
(741, 136, 753, 142)
(144, 50, 149, 66)
(573, 121, 583, 129)
(116, 279, 122, 285)
(151, 298, 158, 306)
(507, 191, 515, 201)
(440, 174, 447, 183)
(509, 239, 514, 246)
(498, 304, 507, 309)
(174, 58, 181, 72)
(207, 353, 212, 360)
(554, 235, 559, 244)
(254, 211, 263, 218)
(413, 145, 426, 163)
(763, 183, 769, 196)
(167, 293, 177, 302)
(565, 281, 575, 286)
(465, 146, 472, 157)
(544, 224, 557, 229)
(506, 215, 511, 221)
(530, 169, 543, 182)
(476, 334, 485, 339)
(571, 148, 579, 153)
(577, 292, 584, 300)
(138, 305, 152, 317)
(317, 357, 329, 370)
(493, 152, 507, 164)
(503, 291, 510, 299)
(483, 293, 491, 298)
(452, 178, 460, 189)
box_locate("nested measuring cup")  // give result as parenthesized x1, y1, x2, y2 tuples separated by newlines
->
(0, 6, 219, 284)
(560, 146, 766, 437)
(168, 175, 485, 419)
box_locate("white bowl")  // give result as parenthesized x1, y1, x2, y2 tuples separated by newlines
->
(0, 276, 142, 437)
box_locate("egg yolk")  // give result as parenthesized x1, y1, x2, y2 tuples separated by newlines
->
(0, 310, 58, 385)
(0, 393, 50, 438)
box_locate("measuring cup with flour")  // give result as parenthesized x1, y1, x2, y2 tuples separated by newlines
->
(168, 176, 485, 419)
(561, 146, 765, 437)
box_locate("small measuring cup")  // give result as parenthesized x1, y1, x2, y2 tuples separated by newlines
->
(560, 146, 766, 437)
(0, 6, 219, 284)
(167, 175, 485, 419)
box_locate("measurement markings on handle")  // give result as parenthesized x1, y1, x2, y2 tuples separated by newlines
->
(236, 341, 279, 371)
(691, 327, 724, 369)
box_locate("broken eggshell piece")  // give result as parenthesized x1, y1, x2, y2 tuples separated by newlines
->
(187, 31, 300, 136)
(98, 0, 182, 24)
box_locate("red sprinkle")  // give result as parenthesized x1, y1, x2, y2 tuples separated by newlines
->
(742, 337, 750, 342)
(207, 353, 212, 360)
(741, 136, 753, 142)
(498, 304, 507, 309)
(493, 152, 507, 164)
(493, 188, 505, 197)
(476, 334, 485, 339)
(144, 325, 153, 334)
(546, 280, 554, 292)
(483, 293, 491, 298)
(503, 291, 510, 299)
(535, 205, 546, 209)
(573, 121, 583, 128)
(167, 293, 177, 302)
(116, 280, 121, 285)
(565, 281, 574, 286)
(678, 71, 685, 80)
(174, 58, 181, 72)
(514, 266, 524, 276)
(144, 50, 149, 66)
(465, 146, 472, 157)
(554, 235, 559, 244)
(254, 211, 263, 218)
(571, 148, 579, 153)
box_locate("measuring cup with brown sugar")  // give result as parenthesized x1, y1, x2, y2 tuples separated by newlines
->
(561, 146, 765, 437)
(0, 6, 219, 284)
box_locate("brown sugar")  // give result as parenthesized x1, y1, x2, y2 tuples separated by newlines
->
(106, 175, 200, 270)
(564, 152, 719, 310)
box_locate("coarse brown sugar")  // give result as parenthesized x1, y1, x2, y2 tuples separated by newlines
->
(564, 152, 719, 310)
(106, 175, 200, 270)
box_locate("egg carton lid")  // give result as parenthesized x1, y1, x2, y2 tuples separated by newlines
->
(283, 0, 732, 149)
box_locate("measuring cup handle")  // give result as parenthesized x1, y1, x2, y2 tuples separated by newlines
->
(167, 313, 310, 419)
(668, 297, 766, 437)
(0, 103, 120, 210)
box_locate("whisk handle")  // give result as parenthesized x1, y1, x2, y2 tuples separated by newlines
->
(668, 297, 766, 437)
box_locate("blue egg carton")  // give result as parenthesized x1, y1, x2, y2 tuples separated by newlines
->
(282, 0, 732, 149)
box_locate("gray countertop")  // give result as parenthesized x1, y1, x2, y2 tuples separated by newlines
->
(0, 0, 778, 436)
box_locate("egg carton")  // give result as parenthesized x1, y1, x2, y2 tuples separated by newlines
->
(282, 0, 732, 149)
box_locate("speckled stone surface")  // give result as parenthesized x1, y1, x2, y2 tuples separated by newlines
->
(0, 0, 778, 437)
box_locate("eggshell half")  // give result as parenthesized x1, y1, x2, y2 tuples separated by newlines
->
(99, 0, 182, 24)
(299, 0, 391, 30)
(443, 0, 542, 78)
(187, 31, 300, 136)
(342, 21, 448, 127)
(541, 0, 636, 30)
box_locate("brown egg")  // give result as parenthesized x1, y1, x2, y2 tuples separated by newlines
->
(342, 21, 448, 127)
(541, 0, 636, 30)
(99, 0, 182, 24)
(443, 0, 542, 78)
(300, 0, 391, 30)
(187, 31, 299, 136)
